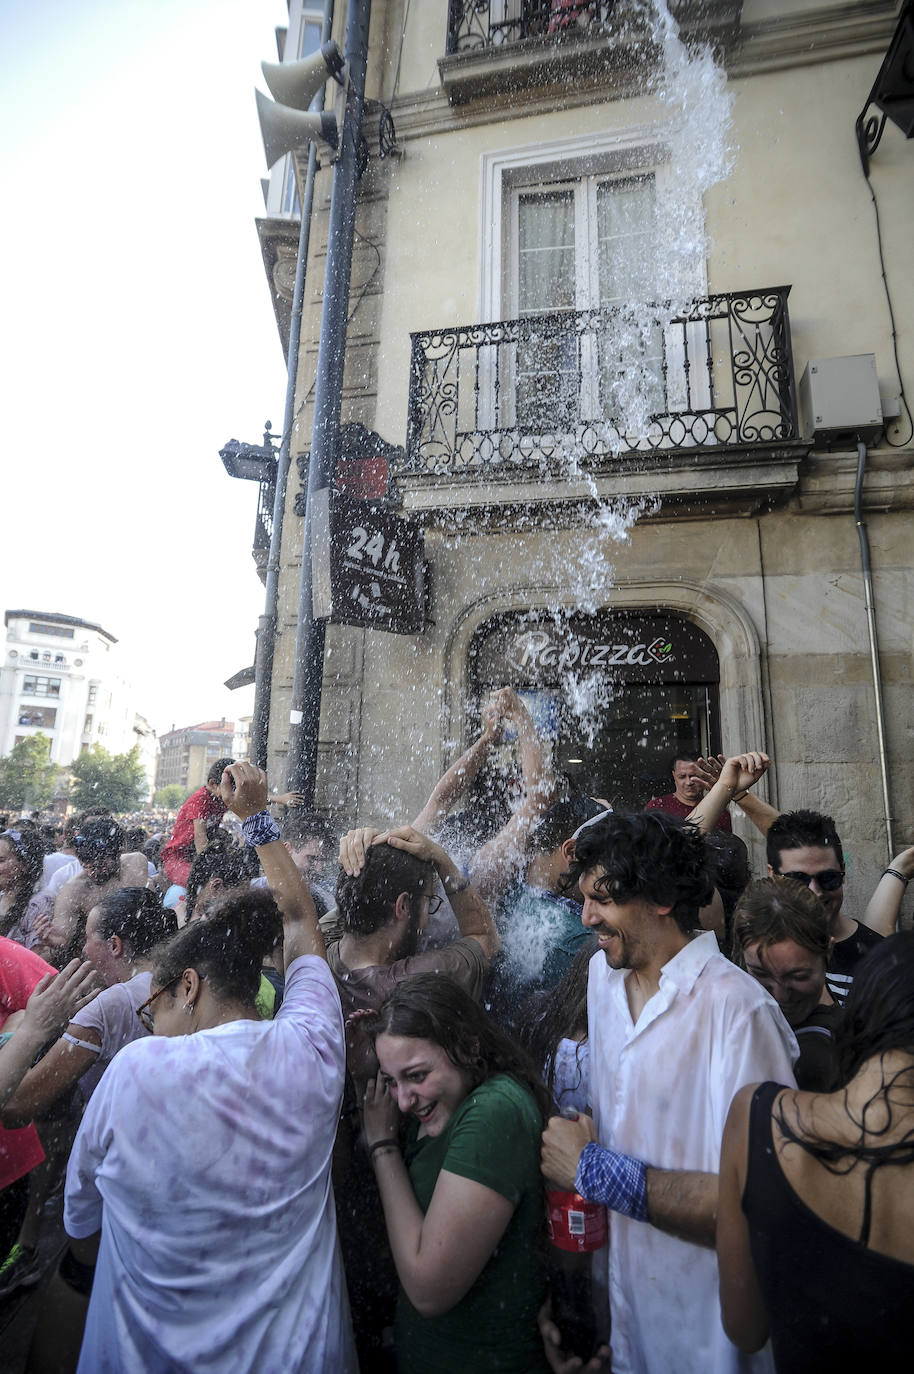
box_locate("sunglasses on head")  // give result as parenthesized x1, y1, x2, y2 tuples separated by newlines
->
(777, 868, 844, 892)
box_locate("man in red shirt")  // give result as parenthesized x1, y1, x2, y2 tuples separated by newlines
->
(160, 757, 235, 886)
(645, 751, 732, 833)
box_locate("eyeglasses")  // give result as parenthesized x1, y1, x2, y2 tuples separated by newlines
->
(777, 869, 844, 893)
(136, 975, 181, 1032)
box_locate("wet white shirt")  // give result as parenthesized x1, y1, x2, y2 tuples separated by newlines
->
(65, 955, 356, 1374)
(588, 931, 798, 1374)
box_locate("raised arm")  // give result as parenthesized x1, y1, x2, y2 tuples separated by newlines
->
(222, 762, 326, 970)
(687, 753, 770, 837)
(470, 691, 557, 902)
(382, 825, 500, 960)
(693, 754, 779, 835)
(411, 692, 505, 835)
(862, 845, 914, 937)
(0, 961, 99, 1114)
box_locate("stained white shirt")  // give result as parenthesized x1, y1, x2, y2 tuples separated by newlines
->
(588, 931, 798, 1374)
(65, 955, 356, 1373)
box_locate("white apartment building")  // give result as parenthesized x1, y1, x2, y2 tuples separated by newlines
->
(0, 611, 156, 794)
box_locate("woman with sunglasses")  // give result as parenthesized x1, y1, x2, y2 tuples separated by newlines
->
(0, 827, 52, 951)
(731, 878, 840, 1092)
(718, 932, 914, 1371)
(62, 763, 355, 1374)
(363, 973, 552, 1374)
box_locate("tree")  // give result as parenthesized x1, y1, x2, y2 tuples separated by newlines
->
(154, 784, 192, 810)
(0, 734, 58, 811)
(69, 745, 148, 813)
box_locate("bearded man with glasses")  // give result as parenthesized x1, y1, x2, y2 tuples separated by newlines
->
(765, 809, 882, 1004)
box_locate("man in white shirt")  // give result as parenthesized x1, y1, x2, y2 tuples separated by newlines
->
(541, 788, 797, 1374)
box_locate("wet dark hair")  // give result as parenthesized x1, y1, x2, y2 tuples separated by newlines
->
(767, 809, 844, 872)
(335, 842, 434, 936)
(281, 813, 335, 848)
(124, 827, 147, 851)
(185, 842, 248, 917)
(731, 878, 831, 967)
(670, 749, 701, 771)
(528, 797, 605, 857)
(566, 810, 714, 935)
(73, 817, 125, 861)
(0, 827, 46, 933)
(206, 757, 235, 786)
(151, 888, 282, 1006)
(775, 934, 914, 1214)
(703, 830, 750, 923)
(515, 936, 597, 1107)
(372, 973, 552, 1121)
(93, 887, 177, 956)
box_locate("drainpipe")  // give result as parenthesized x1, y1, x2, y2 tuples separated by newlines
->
(251, 0, 336, 771)
(854, 439, 894, 859)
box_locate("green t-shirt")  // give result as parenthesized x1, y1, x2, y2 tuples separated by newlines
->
(395, 1074, 550, 1374)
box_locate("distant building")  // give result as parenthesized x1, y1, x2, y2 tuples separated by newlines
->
(232, 715, 253, 762)
(0, 611, 155, 795)
(156, 720, 235, 793)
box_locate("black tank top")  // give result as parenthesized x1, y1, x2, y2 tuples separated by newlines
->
(743, 1081, 914, 1373)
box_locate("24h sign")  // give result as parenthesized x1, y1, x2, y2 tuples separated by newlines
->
(311, 488, 426, 635)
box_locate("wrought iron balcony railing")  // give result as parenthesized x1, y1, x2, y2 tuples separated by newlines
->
(446, 0, 617, 52)
(403, 287, 799, 477)
(254, 479, 275, 552)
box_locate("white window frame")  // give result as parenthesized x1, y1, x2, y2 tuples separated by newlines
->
(478, 126, 712, 445)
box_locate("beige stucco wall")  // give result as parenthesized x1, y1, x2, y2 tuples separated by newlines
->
(265, 1, 913, 921)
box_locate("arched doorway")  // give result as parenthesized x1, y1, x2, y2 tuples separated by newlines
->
(468, 609, 722, 810)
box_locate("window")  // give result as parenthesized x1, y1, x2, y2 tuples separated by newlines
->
(23, 676, 61, 696)
(18, 704, 57, 728)
(478, 128, 712, 448)
(29, 622, 74, 638)
(510, 171, 665, 432)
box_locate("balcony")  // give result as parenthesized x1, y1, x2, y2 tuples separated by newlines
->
(441, 1, 742, 103)
(252, 479, 275, 584)
(399, 287, 805, 520)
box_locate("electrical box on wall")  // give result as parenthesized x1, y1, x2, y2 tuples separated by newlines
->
(799, 354, 883, 445)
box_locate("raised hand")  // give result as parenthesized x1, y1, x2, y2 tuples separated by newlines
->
(221, 761, 269, 820)
(22, 959, 100, 1040)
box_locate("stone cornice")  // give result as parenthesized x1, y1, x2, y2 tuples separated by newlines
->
(386, 2, 900, 144)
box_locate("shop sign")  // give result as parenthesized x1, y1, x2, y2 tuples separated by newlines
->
(311, 489, 425, 635)
(472, 614, 719, 686)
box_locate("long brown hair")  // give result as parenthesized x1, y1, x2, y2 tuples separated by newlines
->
(372, 973, 552, 1120)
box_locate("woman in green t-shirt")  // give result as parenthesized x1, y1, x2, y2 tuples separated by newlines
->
(363, 973, 552, 1373)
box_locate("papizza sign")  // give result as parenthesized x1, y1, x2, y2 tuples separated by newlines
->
(471, 613, 720, 686)
(311, 489, 425, 635)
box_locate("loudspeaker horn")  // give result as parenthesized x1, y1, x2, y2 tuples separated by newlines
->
(256, 89, 339, 168)
(261, 40, 345, 112)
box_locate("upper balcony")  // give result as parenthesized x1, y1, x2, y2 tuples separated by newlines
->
(440, 1, 743, 104)
(397, 285, 805, 521)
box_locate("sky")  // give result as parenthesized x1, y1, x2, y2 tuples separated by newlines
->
(0, 0, 294, 739)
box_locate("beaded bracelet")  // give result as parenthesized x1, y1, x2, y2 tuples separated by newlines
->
(883, 867, 910, 886)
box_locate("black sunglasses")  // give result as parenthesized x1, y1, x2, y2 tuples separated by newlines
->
(777, 868, 844, 893)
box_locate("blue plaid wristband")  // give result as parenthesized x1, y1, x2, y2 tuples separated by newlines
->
(241, 810, 281, 847)
(575, 1140, 649, 1222)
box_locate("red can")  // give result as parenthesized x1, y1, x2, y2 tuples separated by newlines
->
(545, 1188, 607, 1254)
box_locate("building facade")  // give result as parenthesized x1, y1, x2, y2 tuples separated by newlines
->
(0, 610, 157, 797)
(246, 0, 913, 915)
(155, 720, 236, 793)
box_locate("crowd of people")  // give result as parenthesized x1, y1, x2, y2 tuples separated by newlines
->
(0, 685, 912, 1373)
